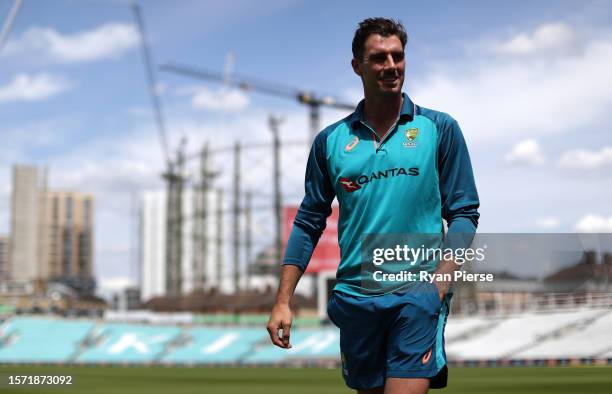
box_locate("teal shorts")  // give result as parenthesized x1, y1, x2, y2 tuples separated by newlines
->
(326, 282, 451, 390)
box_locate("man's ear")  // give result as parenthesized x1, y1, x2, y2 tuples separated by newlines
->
(351, 58, 362, 76)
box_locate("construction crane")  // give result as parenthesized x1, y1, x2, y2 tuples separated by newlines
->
(160, 62, 356, 140)
(0, 0, 23, 53)
(132, 3, 185, 296)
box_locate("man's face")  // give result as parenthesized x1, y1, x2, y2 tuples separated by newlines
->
(352, 34, 405, 97)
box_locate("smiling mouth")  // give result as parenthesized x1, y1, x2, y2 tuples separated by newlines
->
(381, 77, 398, 84)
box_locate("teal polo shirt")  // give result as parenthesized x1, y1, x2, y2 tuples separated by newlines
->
(283, 93, 480, 296)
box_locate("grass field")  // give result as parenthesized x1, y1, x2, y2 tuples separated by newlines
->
(0, 366, 611, 393)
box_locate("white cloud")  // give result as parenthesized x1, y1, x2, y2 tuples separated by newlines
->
(47, 109, 311, 201)
(177, 85, 251, 112)
(535, 216, 560, 230)
(412, 23, 612, 144)
(189, 86, 250, 112)
(0, 73, 71, 103)
(55, 159, 162, 196)
(493, 22, 578, 55)
(504, 139, 546, 165)
(3, 23, 138, 63)
(575, 214, 612, 232)
(557, 146, 612, 170)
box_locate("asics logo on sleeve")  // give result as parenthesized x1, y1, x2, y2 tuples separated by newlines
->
(345, 136, 359, 152)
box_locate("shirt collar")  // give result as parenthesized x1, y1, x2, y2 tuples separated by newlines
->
(348, 92, 415, 128)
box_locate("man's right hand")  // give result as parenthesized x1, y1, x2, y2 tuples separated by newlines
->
(266, 302, 293, 349)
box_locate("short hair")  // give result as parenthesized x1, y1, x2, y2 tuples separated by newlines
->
(352, 18, 408, 61)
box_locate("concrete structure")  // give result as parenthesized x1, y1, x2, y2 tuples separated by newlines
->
(124, 286, 141, 310)
(41, 191, 95, 293)
(140, 190, 168, 302)
(8, 165, 95, 294)
(0, 236, 10, 281)
(9, 165, 47, 282)
(140, 189, 223, 301)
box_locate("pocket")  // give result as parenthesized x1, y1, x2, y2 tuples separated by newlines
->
(423, 281, 443, 314)
(326, 292, 340, 327)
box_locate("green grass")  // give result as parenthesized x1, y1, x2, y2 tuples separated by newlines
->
(0, 366, 611, 393)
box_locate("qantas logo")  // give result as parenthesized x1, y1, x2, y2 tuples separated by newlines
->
(338, 167, 419, 193)
(339, 177, 361, 192)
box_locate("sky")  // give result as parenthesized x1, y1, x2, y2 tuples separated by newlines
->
(0, 0, 611, 296)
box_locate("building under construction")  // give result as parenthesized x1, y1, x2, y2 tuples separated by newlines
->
(5, 165, 95, 296)
(131, 3, 354, 307)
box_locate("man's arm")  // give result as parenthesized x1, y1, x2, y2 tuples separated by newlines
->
(267, 130, 336, 347)
(266, 265, 302, 348)
(433, 117, 480, 299)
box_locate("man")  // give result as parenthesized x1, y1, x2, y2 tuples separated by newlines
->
(267, 18, 479, 393)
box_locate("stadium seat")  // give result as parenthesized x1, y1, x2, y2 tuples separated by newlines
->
(446, 309, 601, 360)
(243, 328, 339, 364)
(0, 317, 93, 362)
(77, 323, 182, 363)
(514, 310, 612, 359)
(163, 327, 268, 363)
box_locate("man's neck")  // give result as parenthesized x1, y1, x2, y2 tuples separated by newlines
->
(362, 93, 403, 138)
